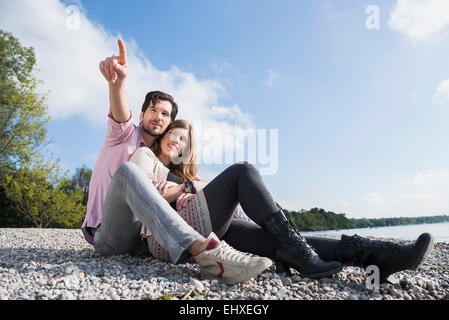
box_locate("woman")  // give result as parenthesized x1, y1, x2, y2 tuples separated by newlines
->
(131, 120, 434, 283)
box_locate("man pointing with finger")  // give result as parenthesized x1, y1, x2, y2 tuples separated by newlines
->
(81, 39, 178, 244)
(81, 39, 272, 284)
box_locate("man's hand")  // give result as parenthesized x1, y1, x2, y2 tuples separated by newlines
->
(100, 39, 131, 123)
(99, 39, 128, 84)
(176, 193, 195, 211)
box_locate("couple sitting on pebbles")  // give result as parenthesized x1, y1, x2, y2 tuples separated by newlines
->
(81, 39, 434, 285)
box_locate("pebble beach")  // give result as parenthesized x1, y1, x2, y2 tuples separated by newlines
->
(0, 228, 448, 300)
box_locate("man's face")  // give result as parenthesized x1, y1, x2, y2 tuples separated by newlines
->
(139, 100, 172, 137)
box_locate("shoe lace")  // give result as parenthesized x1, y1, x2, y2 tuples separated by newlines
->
(287, 219, 316, 258)
(351, 234, 402, 253)
(214, 241, 254, 264)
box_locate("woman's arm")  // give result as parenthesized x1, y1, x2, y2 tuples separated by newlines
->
(153, 180, 195, 210)
(153, 179, 207, 207)
(160, 183, 185, 203)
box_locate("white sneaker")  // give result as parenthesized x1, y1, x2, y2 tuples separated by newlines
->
(193, 232, 273, 284)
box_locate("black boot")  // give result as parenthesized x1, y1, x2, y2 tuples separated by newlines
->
(261, 211, 343, 279)
(335, 233, 434, 283)
(274, 260, 293, 276)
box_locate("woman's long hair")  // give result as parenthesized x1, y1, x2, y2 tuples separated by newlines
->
(153, 120, 199, 182)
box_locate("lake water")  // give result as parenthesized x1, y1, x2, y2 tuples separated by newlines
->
(301, 222, 449, 243)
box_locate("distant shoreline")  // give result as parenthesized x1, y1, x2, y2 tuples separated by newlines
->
(282, 207, 449, 234)
(302, 220, 449, 232)
(300, 221, 449, 244)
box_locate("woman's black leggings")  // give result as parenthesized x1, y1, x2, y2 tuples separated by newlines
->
(202, 162, 340, 261)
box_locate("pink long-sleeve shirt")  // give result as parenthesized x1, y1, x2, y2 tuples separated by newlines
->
(81, 110, 146, 245)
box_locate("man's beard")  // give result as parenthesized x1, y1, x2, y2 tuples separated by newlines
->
(141, 123, 163, 137)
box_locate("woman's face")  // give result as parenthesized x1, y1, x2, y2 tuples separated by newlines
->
(160, 127, 189, 159)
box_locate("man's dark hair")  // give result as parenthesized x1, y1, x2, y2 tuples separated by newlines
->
(141, 91, 178, 121)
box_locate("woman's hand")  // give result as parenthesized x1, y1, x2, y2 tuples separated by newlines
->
(152, 180, 178, 196)
(176, 192, 195, 210)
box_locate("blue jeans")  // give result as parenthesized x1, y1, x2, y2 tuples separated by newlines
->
(93, 162, 201, 263)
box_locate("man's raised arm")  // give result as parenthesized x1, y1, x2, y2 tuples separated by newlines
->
(99, 39, 131, 123)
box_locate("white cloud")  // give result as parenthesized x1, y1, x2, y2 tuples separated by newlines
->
(388, 0, 449, 41)
(265, 167, 449, 217)
(266, 69, 287, 88)
(210, 60, 246, 88)
(387, 170, 449, 216)
(208, 105, 253, 128)
(266, 70, 279, 87)
(433, 79, 449, 105)
(406, 170, 449, 191)
(332, 170, 449, 218)
(0, 0, 255, 159)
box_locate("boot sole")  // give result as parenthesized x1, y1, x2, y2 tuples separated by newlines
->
(200, 259, 273, 285)
(410, 233, 434, 270)
(382, 233, 435, 284)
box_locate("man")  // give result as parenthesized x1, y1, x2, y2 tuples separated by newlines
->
(80, 39, 272, 284)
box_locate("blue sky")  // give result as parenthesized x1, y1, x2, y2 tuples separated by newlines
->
(2, 0, 449, 218)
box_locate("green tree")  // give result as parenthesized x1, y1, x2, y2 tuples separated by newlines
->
(69, 165, 92, 206)
(0, 165, 22, 227)
(4, 156, 85, 228)
(0, 30, 87, 228)
(0, 30, 50, 170)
